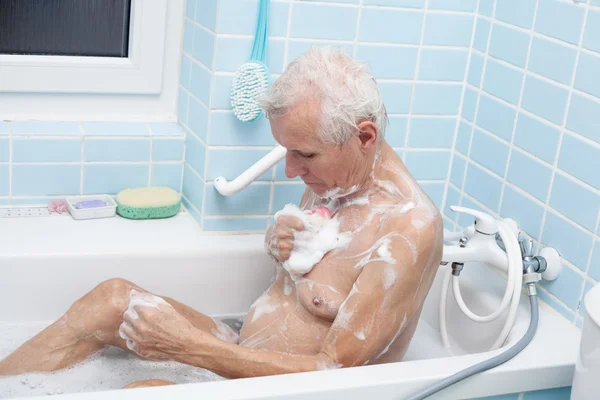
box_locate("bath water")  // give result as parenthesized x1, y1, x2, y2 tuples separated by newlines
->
(0, 317, 244, 398)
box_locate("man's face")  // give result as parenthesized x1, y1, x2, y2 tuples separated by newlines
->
(270, 99, 363, 197)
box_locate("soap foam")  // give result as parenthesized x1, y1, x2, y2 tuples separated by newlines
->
(319, 185, 359, 200)
(119, 290, 173, 353)
(274, 204, 351, 279)
(249, 292, 280, 323)
(283, 276, 293, 296)
(316, 360, 343, 370)
(383, 266, 397, 290)
(0, 322, 225, 398)
(354, 330, 366, 341)
(210, 320, 239, 344)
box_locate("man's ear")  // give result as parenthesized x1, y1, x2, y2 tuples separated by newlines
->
(357, 120, 378, 152)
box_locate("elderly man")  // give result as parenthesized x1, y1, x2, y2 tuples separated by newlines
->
(0, 46, 443, 387)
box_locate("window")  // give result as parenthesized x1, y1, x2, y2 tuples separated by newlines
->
(1, 0, 132, 57)
(0, 0, 183, 121)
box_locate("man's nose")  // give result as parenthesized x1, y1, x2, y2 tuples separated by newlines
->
(285, 155, 306, 179)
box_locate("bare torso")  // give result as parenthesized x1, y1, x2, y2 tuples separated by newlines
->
(239, 144, 443, 364)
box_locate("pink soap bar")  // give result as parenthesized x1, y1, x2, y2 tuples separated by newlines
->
(307, 206, 332, 219)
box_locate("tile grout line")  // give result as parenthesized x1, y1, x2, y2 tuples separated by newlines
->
(497, 0, 540, 216)
(351, 0, 362, 59)
(538, 4, 590, 242)
(440, 1, 479, 223)
(268, 0, 295, 218)
(8, 122, 12, 203)
(179, 129, 187, 194)
(456, 0, 497, 226)
(403, 0, 429, 161)
(147, 124, 153, 187)
(199, 0, 222, 228)
(79, 123, 85, 194)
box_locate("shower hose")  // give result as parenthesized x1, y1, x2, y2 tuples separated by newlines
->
(403, 288, 539, 400)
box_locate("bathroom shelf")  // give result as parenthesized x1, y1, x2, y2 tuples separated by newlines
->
(0, 206, 56, 218)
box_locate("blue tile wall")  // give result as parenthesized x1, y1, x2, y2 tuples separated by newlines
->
(407, 118, 456, 148)
(500, 185, 544, 240)
(84, 139, 150, 162)
(574, 52, 600, 99)
(468, 52, 484, 88)
(506, 149, 552, 202)
(534, 0, 585, 46)
(418, 49, 468, 81)
(216, 0, 289, 37)
(521, 75, 569, 125)
(495, 0, 536, 29)
(513, 113, 560, 163)
(404, 151, 451, 180)
(450, 155, 466, 188)
(482, 59, 524, 105)
(470, 129, 509, 176)
(473, 18, 491, 53)
(488, 24, 530, 68)
(549, 173, 600, 232)
(462, 88, 477, 121)
(292, 3, 358, 41)
(0, 122, 184, 205)
(412, 84, 463, 115)
(385, 116, 408, 147)
(429, 0, 477, 12)
(193, 26, 215, 69)
(11, 121, 80, 135)
(456, 122, 472, 155)
(151, 164, 183, 192)
(356, 46, 418, 80)
(423, 14, 474, 47)
(558, 133, 600, 191)
(528, 37, 577, 85)
(476, 94, 517, 141)
(447, 1, 600, 362)
(13, 165, 81, 196)
(583, 10, 600, 53)
(12, 139, 81, 163)
(83, 164, 149, 195)
(464, 162, 503, 211)
(360, 9, 423, 44)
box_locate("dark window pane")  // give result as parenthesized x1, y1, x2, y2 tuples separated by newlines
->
(0, 0, 131, 57)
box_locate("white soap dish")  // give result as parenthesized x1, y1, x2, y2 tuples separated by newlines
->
(66, 195, 117, 220)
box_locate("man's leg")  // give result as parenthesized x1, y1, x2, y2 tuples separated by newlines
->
(122, 379, 176, 389)
(0, 278, 239, 376)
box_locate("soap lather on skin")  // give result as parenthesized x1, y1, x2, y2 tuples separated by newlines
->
(274, 204, 351, 280)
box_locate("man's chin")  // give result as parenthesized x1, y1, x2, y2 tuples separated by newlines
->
(304, 182, 326, 196)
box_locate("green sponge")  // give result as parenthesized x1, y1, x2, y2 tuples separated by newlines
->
(116, 187, 181, 220)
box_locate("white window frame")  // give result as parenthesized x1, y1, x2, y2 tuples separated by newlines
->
(0, 0, 183, 121)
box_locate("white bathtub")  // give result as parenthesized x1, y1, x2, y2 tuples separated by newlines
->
(0, 211, 580, 399)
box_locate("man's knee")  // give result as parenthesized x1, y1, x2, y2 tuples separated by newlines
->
(94, 278, 135, 297)
(70, 278, 137, 317)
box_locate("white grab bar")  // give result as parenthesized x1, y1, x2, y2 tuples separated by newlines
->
(214, 145, 288, 196)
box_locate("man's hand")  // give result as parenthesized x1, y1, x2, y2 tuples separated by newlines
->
(119, 291, 200, 360)
(265, 215, 305, 262)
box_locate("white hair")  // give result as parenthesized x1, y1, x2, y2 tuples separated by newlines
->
(256, 45, 388, 146)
